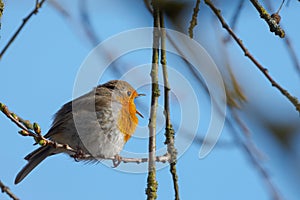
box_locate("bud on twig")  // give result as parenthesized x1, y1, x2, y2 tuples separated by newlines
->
(11, 113, 19, 121)
(0, 102, 5, 111)
(18, 130, 29, 136)
(33, 122, 41, 134)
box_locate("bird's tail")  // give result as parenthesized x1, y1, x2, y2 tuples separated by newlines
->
(15, 146, 56, 184)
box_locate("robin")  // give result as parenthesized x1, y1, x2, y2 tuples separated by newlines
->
(15, 80, 143, 184)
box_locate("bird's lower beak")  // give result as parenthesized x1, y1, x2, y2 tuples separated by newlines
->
(136, 109, 144, 118)
(136, 93, 145, 118)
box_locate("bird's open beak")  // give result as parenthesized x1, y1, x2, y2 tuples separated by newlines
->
(137, 93, 146, 97)
(136, 110, 144, 118)
(136, 93, 145, 118)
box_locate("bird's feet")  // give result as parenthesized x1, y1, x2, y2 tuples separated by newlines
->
(71, 148, 85, 162)
(112, 154, 122, 168)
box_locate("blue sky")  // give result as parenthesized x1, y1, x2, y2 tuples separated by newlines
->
(1, 1, 300, 200)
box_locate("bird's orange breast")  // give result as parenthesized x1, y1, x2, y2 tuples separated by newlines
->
(117, 98, 138, 142)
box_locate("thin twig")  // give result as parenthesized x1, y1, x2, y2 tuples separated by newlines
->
(275, 0, 285, 14)
(264, 0, 300, 81)
(283, 36, 300, 76)
(75, 153, 170, 165)
(0, 102, 79, 152)
(218, 25, 282, 199)
(228, 109, 283, 200)
(223, 0, 245, 43)
(147, 1, 283, 199)
(178, 52, 282, 199)
(78, 1, 99, 46)
(146, 1, 160, 199)
(113, 153, 170, 164)
(143, 0, 153, 14)
(204, 0, 300, 113)
(48, 0, 70, 18)
(0, 0, 47, 59)
(249, 0, 285, 38)
(0, 0, 4, 18)
(77, 1, 132, 81)
(0, 180, 19, 200)
(160, 11, 180, 200)
(165, 32, 239, 150)
(188, 0, 201, 39)
(168, 23, 283, 199)
(230, 109, 266, 160)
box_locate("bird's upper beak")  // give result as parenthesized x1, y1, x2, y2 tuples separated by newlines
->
(137, 93, 146, 97)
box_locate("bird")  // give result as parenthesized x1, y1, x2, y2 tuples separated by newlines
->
(15, 80, 143, 184)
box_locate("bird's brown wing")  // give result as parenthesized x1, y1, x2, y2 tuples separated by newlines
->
(44, 87, 113, 139)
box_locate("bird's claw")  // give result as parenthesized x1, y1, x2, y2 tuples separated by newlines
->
(71, 149, 84, 162)
(112, 155, 122, 168)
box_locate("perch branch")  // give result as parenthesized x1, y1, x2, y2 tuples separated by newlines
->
(0, 102, 170, 166)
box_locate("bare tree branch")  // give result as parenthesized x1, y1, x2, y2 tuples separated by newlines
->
(204, 0, 300, 113)
(218, 26, 284, 200)
(188, 0, 201, 39)
(0, 180, 19, 200)
(223, 0, 245, 43)
(146, 1, 160, 199)
(160, 11, 180, 200)
(0, 102, 170, 166)
(167, 19, 284, 199)
(264, 0, 300, 81)
(0, 0, 47, 60)
(249, 0, 285, 38)
(229, 109, 283, 200)
(0, 0, 3, 18)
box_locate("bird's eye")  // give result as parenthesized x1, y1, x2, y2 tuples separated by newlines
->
(127, 91, 132, 96)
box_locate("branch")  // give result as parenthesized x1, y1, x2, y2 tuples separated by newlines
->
(0, 0, 47, 60)
(218, 28, 283, 200)
(74, 153, 170, 166)
(264, 0, 300, 81)
(0, 0, 3, 18)
(249, 0, 285, 38)
(143, 0, 152, 14)
(168, 21, 284, 199)
(204, 0, 300, 114)
(0, 102, 79, 152)
(146, 0, 160, 199)
(223, 0, 245, 43)
(160, 11, 180, 200)
(229, 109, 283, 200)
(0, 0, 3, 32)
(48, 0, 70, 18)
(283, 35, 300, 78)
(0, 180, 19, 200)
(104, 153, 170, 165)
(0, 102, 171, 167)
(188, 0, 201, 39)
